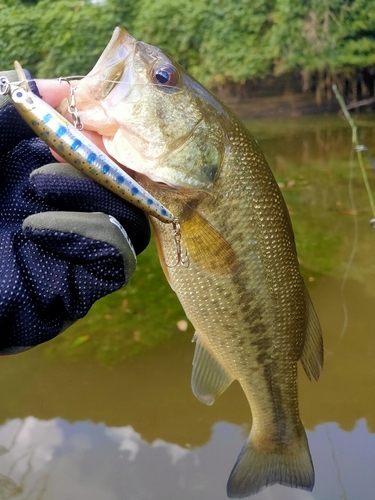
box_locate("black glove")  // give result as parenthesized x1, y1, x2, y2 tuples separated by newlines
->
(0, 70, 150, 353)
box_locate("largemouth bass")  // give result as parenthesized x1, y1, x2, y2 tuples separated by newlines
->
(59, 27, 323, 498)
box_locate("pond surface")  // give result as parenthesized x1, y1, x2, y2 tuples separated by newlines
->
(0, 113, 375, 500)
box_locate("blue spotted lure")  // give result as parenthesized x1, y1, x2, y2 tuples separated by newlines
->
(0, 72, 174, 224)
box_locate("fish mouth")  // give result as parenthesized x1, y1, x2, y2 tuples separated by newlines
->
(86, 28, 137, 102)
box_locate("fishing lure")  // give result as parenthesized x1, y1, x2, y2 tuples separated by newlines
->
(0, 72, 174, 224)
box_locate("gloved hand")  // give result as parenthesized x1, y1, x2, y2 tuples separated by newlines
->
(0, 70, 150, 353)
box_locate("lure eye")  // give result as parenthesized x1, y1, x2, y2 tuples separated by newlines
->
(151, 65, 179, 88)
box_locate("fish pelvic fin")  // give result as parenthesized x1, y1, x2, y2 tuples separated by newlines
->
(300, 290, 324, 381)
(227, 427, 314, 498)
(191, 333, 234, 405)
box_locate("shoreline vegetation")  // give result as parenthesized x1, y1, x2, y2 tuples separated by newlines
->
(1, 0, 374, 119)
(216, 72, 375, 119)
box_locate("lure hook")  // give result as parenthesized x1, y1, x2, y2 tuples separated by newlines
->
(166, 219, 189, 268)
(59, 78, 83, 130)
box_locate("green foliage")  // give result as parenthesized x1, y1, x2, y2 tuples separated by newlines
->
(132, 0, 208, 75)
(198, 0, 276, 85)
(33, 0, 111, 77)
(0, 0, 135, 78)
(132, 0, 276, 85)
(335, 0, 375, 69)
(0, 0, 374, 89)
(270, 0, 375, 76)
(0, 1, 42, 72)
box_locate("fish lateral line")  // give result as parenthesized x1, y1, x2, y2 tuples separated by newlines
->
(0, 71, 174, 224)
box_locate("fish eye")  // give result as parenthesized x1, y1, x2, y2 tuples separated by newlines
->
(151, 64, 179, 88)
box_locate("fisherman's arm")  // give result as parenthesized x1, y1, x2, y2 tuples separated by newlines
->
(0, 70, 150, 353)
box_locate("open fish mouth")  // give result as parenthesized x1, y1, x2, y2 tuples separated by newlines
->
(83, 29, 137, 104)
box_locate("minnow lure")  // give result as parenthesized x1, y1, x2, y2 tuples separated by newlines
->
(0, 74, 174, 224)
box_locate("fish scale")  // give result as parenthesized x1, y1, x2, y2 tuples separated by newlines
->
(57, 27, 323, 498)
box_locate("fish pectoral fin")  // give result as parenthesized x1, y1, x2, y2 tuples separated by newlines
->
(300, 290, 324, 381)
(180, 209, 237, 274)
(191, 333, 234, 406)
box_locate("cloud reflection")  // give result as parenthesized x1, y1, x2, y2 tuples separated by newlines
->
(0, 418, 373, 499)
(105, 425, 141, 461)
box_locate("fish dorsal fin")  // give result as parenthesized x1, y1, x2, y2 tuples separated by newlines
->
(180, 208, 238, 274)
(191, 333, 234, 405)
(300, 291, 323, 381)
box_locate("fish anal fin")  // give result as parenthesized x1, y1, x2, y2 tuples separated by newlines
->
(191, 333, 234, 406)
(227, 428, 314, 498)
(180, 209, 237, 274)
(300, 291, 323, 381)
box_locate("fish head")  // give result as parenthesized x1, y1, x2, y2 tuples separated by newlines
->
(70, 27, 229, 192)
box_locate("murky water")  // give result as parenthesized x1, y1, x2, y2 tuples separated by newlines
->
(0, 113, 375, 499)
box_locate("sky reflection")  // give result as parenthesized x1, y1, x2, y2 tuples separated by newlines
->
(0, 417, 374, 500)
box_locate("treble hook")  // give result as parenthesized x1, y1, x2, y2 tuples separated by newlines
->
(166, 219, 189, 268)
(59, 77, 83, 130)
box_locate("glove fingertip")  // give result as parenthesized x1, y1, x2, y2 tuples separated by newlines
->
(31, 163, 87, 180)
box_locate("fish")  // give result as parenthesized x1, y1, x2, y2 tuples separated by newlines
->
(0, 64, 174, 224)
(58, 27, 324, 498)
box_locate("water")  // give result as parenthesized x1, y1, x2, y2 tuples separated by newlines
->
(0, 114, 375, 499)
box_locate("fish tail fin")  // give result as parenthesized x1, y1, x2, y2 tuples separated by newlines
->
(227, 428, 314, 498)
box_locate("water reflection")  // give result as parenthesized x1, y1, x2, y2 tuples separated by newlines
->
(0, 417, 374, 500)
(0, 114, 375, 499)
